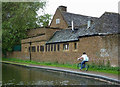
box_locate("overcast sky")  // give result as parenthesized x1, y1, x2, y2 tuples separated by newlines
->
(38, 0, 119, 17)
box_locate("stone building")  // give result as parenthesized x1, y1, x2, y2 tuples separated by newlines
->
(9, 6, 119, 67)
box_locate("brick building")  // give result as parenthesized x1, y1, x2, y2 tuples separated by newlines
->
(9, 6, 119, 67)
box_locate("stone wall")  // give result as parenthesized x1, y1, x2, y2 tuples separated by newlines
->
(21, 28, 59, 44)
(50, 8, 68, 29)
(8, 34, 119, 67)
(7, 51, 30, 60)
(27, 28, 46, 37)
(101, 34, 119, 67)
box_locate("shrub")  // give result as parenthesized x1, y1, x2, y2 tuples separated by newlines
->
(106, 59, 110, 67)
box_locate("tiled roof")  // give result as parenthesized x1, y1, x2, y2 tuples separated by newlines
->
(46, 12, 119, 44)
(92, 12, 119, 34)
(61, 12, 98, 27)
(46, 27, 97, 44)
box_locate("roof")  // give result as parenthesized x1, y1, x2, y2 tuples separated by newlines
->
(46, 12, 119, 44)
(92, 12, 119, 34)
(61, 12, 98, 27)
(46, 27, 97, 44)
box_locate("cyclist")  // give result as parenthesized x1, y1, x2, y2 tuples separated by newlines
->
(77, 52, 89, 70)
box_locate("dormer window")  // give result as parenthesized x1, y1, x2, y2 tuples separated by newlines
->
(56, 19, 60, 24)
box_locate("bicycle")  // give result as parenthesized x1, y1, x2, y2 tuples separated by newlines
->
(77, 62, 89, 71)
(77, 58, 89, 71)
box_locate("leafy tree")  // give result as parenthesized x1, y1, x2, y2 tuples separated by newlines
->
(37, 13, 52, 27)
(2, 1, 51, 55)
(0, 2, 1, 57)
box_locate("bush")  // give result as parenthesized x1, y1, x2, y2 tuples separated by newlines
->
(106, 60, 110, 67)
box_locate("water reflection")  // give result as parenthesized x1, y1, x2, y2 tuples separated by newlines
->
(2, 63, 112, 85)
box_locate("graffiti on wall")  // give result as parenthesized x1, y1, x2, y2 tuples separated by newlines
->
(100, 48, 109, 57)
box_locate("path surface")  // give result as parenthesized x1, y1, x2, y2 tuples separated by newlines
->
(31, 64, 119, 80)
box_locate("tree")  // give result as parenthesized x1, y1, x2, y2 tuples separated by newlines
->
(37, 14, 52, 27)
(2, 1, 51, 55)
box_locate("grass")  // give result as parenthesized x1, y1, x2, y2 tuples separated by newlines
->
(2, 58, 120, 75)
(2, 58, 77, 69)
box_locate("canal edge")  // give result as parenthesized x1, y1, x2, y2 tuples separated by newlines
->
(2, 61, 120, 84)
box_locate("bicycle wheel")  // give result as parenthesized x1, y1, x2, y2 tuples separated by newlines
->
(77, 63, 81, 69)
(84, 64, 89, 71)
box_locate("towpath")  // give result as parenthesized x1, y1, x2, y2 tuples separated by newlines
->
(2, 61, 120, 84)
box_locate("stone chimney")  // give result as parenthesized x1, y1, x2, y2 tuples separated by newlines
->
(58, 6, 67, 12)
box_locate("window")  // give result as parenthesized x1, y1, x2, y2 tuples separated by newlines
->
(32, 46, 36, 52)
(56, 19, 60, 24)
(37, 46, 39, 52)
(45, 45, 48, 52)
(51, 44, 53, 51)
(48, 45, 50, 51)
(40, 46, 44, 52)
(54, 44, 56, 51)
(29, 47, 31, 52)
(74, 43, 77, 50)
(63, 43, 69, 50)
(57, 44, 60, 51)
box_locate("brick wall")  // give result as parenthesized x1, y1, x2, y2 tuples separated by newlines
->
(50, 8, 68, 29)
(8, 34, 119, 67)
(101, 34, 119, 67)
(27, 28, 46, 37)
(21, 28, 59, 44)
(46, 28, 60, 41)
(7, 51, 30, 60)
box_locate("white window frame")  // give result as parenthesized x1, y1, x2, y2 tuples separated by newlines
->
(63, 43, 69, 50)
(56, 19, 60, 24)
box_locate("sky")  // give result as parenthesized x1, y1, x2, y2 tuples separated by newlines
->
(38, 0, 119, 18)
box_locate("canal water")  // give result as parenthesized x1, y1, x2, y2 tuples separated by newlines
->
(2, 63, 113, 85)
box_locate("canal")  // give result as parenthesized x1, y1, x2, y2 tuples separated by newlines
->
(2, 63, 113, 85)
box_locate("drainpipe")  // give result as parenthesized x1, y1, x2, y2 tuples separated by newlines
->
(29, 42, 31, 61)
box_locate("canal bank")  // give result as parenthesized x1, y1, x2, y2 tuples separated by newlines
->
(2, 61, 120, 85)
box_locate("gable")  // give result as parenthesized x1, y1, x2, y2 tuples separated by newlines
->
(50, 8, 68, 29)
(50, 6, 98, 29)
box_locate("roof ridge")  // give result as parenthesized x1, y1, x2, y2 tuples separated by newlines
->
(99, 11, 119, 18)
(62, 11, 98, 18)
(104, 11, 119, 14)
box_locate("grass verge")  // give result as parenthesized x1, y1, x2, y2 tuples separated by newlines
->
(2, 58, 120, 75)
